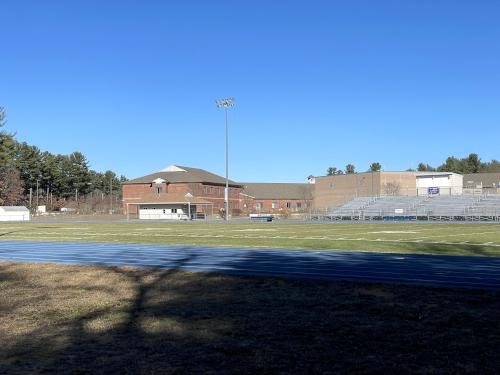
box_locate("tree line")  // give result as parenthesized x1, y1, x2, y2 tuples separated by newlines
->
(326, 162, 381, 176)
(0, 107, 127, 209)
(417, 153, 500, 174)
(326, 154, 499, 177)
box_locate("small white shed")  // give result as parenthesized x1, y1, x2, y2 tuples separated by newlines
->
(0, 206, 31, 222)
(126, 192, 213, 220)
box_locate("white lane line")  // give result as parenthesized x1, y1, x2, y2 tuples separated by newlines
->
(1, 256, 497, 289)
(407, 230, 499, 240)
(1, 243, 499, 272)
(2, 239, 500, 261)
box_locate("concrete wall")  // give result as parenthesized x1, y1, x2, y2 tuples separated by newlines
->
(379, 172, 417, 197)
(313, 171, 417, 210)
(463, 173, 500, 189)
(313, 172, 381, 209)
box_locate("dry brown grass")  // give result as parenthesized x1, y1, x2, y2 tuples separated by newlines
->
(0, 261, 499, 374)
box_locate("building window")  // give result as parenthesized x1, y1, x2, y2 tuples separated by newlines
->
(156, 187, 163, 194)
(256, 202, 263, 209)
(286, 202, 291, 209)
(172, 208, 177, 213)
(296, 202, 302, 209)
(271, 202, 278, 209)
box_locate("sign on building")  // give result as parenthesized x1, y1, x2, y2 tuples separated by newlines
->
(428, 187, 440, 195)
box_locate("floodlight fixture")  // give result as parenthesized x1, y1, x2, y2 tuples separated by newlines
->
(215, 98, 236, 108)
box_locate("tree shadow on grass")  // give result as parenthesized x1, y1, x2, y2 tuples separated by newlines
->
(0, 249, 499, 374)
(0, 226, 64, 238)
(404, 241, 500, 257)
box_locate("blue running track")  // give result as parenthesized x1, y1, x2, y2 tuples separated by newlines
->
(0, 240, 499, 290)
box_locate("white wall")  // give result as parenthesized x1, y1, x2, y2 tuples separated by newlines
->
(0, 210, 31, 222)
(139, 204, 189, 220)
(450, 174, 463, 195)
(416, 173, 463, 196)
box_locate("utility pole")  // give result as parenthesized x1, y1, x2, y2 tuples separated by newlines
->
(215, 97, 236, 221)
(110, 177, 113, 214)
(36, 179, 39, 210)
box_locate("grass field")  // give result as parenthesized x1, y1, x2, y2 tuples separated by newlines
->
(1, 262, 499, 374)
(1, 220, 500, 256)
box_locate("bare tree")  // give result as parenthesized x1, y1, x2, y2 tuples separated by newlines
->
(383, 182, 401, 196)
(0, 168, 24, 205)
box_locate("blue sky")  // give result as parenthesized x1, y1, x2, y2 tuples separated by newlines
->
(1, 0, 499, 182)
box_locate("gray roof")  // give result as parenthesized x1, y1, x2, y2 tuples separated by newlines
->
(463, 172, 500, 187)
(0, 206, 29, 212)
(242, 183, 313, 200)
(124, 165, 241, 187)
(415, 171, 456, 176)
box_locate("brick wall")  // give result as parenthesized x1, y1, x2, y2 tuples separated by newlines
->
(122, 182, 243, 215)
(239, 197, 311, 214)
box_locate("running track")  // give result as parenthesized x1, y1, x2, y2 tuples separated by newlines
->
(0, 240, 499, 290)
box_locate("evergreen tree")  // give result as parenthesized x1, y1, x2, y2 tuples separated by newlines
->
(14, 142, 43, 194)
(0, 107, 23, 204)
(326, 167, 337, 176)
(0, 107, 15, 165)
(417, 163, 435, 171)
(369, 162, 381, 172)
(437, 156, 462, 173)
(465, 153, 481, 173)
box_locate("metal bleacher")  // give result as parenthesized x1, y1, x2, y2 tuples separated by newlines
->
(315, 194, 500, 221)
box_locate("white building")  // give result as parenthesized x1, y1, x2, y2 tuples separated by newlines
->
(0, 206, 31, 222)
(416, 172, 463, 196)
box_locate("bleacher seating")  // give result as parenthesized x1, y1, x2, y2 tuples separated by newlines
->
(322, 194, 500, 221)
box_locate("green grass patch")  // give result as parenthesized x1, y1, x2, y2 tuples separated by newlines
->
(1, 221, 500, 256)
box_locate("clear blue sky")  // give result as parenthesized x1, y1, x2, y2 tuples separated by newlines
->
(2, 0, 499, 182)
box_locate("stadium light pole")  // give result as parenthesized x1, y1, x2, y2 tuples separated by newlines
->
(215, 97, 236, 221)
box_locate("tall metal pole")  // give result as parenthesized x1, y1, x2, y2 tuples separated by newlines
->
(216, 98, 235, 221)
(225, 107, 229, 221)
(36, 180, 39, 209)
